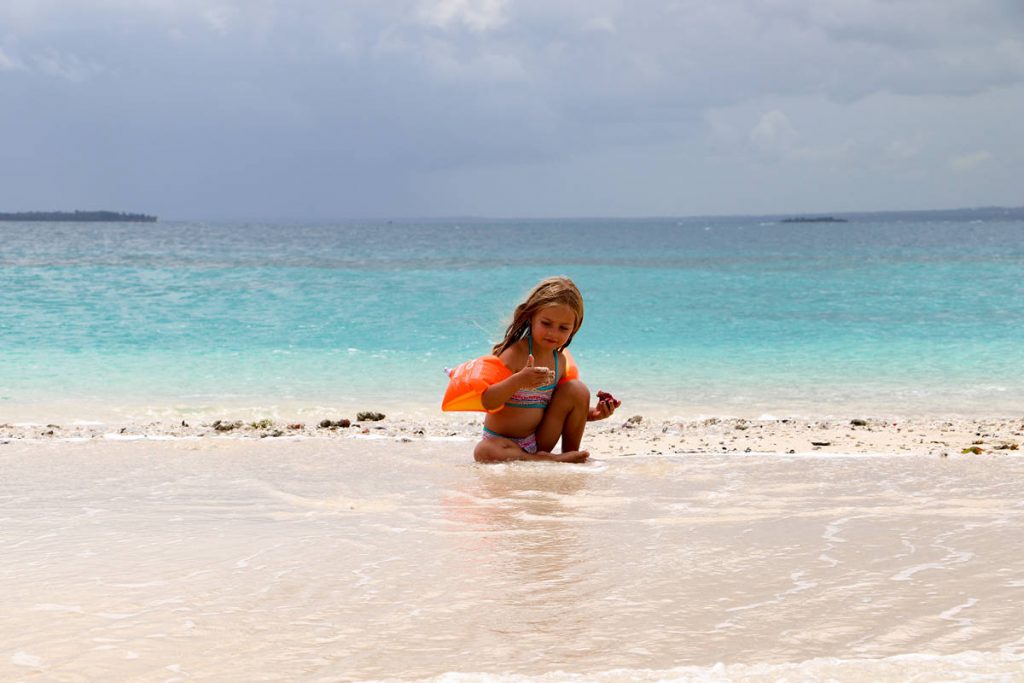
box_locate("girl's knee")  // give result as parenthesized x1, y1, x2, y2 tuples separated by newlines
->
(557, 379, 590, 406)
(474, 438, 520, 463)
(474, 440, 499, 463)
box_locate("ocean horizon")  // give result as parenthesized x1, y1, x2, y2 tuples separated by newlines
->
(2, 206, 1022, 421)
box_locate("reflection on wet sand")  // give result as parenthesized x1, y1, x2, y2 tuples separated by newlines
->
(441, 466, 600, 661)
(3, 440, 1024, 682)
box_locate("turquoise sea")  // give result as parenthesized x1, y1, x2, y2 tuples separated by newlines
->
(1, 209, 1022, 419)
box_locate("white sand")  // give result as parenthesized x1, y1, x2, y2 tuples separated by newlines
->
(3, 412, 1021, 457)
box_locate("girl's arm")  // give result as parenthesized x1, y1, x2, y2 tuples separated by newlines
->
(480, 354, 555, 411)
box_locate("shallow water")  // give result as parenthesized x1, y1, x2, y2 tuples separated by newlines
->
(3, 210, 1024, 420)
(2, 440, 1023, 681)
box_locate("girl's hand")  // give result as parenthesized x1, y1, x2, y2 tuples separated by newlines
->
(588, 390, 621, 421)
(517, 354, 555, 389)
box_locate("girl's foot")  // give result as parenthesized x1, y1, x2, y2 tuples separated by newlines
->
(551, 450, 589, 463)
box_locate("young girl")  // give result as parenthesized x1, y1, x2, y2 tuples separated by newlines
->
(474, 276, 621, 463)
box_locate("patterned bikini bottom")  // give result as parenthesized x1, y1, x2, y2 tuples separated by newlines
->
(481, 426, 538, 454)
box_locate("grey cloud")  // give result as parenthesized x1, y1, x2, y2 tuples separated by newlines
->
(1, 0, 1022, 217)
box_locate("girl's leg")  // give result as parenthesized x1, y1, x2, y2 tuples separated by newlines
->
(474, 437, 532, 462)
(474, 436, 587, 463)
(535, 380, 590, 453)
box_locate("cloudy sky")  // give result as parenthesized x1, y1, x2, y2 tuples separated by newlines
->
(1, 0, 1022, 219)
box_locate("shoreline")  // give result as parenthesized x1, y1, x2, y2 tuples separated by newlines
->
(2, 393, 1021, 425)
(3, 414, 1021, 458)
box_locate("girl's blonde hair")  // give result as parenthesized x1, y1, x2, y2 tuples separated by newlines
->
(492, 276, 584, 356)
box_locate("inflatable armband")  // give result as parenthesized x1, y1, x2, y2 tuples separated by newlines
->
(441, 356, 511, 412)
(559, 350, 579, 384)
(442, 350, 579, 412)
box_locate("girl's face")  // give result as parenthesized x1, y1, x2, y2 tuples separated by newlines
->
(530, 304, 576, 350)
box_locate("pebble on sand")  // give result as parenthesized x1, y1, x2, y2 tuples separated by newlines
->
(319, 419, 352, 429)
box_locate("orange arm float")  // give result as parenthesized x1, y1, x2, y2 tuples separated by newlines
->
(559, 349, 579, 384)
(442, 350, 580, 412)
(441, 356, 512, 412)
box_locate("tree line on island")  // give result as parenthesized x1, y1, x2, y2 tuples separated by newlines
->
(0, 210, 157, 223)
(779, 216, 848, 223)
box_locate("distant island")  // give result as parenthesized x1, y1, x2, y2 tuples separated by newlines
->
(780, 216, 848, 223)
(0, 210, 157, 223)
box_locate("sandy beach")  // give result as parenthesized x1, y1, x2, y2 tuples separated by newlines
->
(3, 412, 1021, 458)
(3, 411, 1023, 681)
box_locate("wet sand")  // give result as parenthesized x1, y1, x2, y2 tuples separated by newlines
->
(2, 423, 1024, 681)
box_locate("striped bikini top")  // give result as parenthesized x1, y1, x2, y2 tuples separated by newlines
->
(505, 338, 559, 409)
